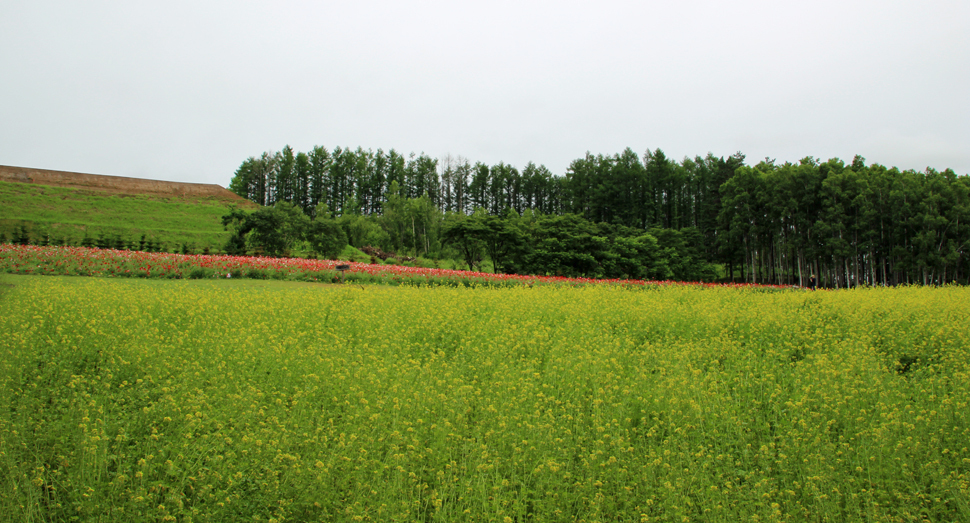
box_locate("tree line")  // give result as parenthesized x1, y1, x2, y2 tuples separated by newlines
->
(228, 146, 970, 287)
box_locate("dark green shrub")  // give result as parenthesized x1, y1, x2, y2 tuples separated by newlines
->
(246, 268, 267, 279)
(187, 267, 214, 279)
(96, 234, 111, 249)
(14, 225, 31, 245)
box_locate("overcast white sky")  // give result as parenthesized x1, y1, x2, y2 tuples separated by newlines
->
(2, 1, 968, 186)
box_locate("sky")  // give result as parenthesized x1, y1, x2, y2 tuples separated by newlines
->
(2, 0, 968, 187)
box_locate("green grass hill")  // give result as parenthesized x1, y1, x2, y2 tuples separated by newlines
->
(0, 165, 257, 253)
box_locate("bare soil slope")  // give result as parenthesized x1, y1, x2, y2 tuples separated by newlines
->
(0, 165, 251, 203)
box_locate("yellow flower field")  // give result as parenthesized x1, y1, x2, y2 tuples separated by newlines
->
(1, 276, 968, 522)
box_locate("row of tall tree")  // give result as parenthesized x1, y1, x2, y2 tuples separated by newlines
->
(229, 147, 442, 217)
(228, 146, 970, 286)
(720, 157, 969, 287)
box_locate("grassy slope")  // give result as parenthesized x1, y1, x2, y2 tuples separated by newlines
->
(0, 180, 242, 251)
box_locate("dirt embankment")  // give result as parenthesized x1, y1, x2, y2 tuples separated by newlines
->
(0, 165, 253, 204)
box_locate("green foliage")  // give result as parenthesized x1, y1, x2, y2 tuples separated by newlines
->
(605, 233, 670, 280)
(187, 266, 214, 279)
(520, 213, 603, 277)
(378, 182, 443, 257)
(338, 213, 388, 249)
(245, 267, 268, 279)
(271, 201, 311, 253)
(441, 211, 712, 281)
(442, 211, 486, 271)
(477, 209, 526, 274)
(13, 225, 30, 245)
(221, 202, 313, 257)
(648, 227, 717, 282)
(308, 217, 348, 260)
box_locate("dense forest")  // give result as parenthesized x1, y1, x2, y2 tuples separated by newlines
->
(227, 146, 970, 287)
